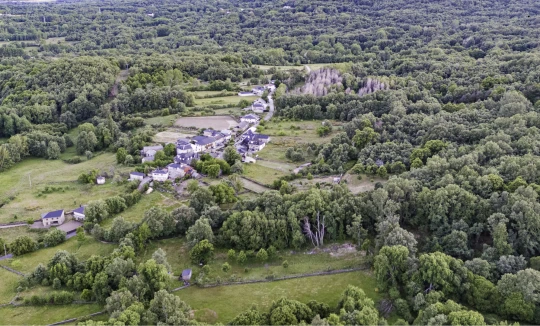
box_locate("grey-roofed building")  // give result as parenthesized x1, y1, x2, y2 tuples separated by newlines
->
(234, 121, 249, 132)
(191, 136, 216, 152)
(181, 269, 192, 281)
(41, 209, 65, 226)
(129, 171, 145, 181)
(141, 145, 163, 163)
(73, 206, 85, 221)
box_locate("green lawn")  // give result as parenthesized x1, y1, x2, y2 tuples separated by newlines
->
(0, 304, 103, 325)
(0, 268, 21, 304)
(0, 153, 130, 224)
(178, 271, 379, 324)
(1, 237, 115, 274)
(145, 114, 179, 127)
(243, 163, 287, 186)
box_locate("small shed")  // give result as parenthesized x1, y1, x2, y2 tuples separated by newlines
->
(96, 176, 106, 185)
(181, 269, 192, 281)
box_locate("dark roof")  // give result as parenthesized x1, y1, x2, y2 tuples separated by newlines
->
(182, 269, 192, 277)
(254, 134, 270, 141)
(168, 163, 182, 169)
(242, 114, 259, 120)
(253, 103, 265, 108)
(42, 209, 64, 219)
(192, 136, 215, 145)
(177, 143, 192, 150)
(153, 169, 168, 175)
(130, 171, 145, 176)
(73, 206, 85, 215)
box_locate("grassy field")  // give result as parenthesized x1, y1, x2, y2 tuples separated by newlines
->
(255, 65, 305, 72)
(145, 114, 179, 127)
(194, 95, 258, 106)
(0, 226, 44, 243)
(178, 271, 379, 324)
(1, 237, 115, 274)
(139, 238, 365, 280)
(243, 163, 287, 185)
(0, 268, 21, 304)
(0, 304, 103, 325)
(101, 191, 184, 227)
(240, 177, 271, 194)
(0, 153, 130, 224)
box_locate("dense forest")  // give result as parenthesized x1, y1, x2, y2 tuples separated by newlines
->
(1, 0, 540, 325)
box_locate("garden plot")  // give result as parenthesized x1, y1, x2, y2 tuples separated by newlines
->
(154, 129, 197, 143)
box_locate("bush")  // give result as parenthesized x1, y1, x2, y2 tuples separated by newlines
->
(222, 262, 231, 273)
(52, 278, 62, 289)
(282, 260, 289, 268)
(43, 228, 66, 247)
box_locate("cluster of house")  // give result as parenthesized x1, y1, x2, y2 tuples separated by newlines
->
(236, 128, 271, 154)
(136, 112, 270, 182)
(40, 205, 86, 227)
(244, 98, 268, 114)
(237, 84, 276, 97)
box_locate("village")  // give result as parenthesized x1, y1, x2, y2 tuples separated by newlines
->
(34, 85, 274, 237)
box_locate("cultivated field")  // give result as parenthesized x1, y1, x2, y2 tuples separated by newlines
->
(174, 116, 237, 130)
(243, 163, 287, 185)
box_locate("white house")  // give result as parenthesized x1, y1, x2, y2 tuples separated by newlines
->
(240, 114, 260, 124)
(73, 206, 85, 221)
(152, 169, 169, 182)
(41, 209, 65, 227)
(191, 136, 216, 153)
(220, 129, 232, 141)
(129, 171, 145, 181)
(96, 176, 105, 185)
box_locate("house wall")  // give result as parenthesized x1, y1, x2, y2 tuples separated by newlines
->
(43, 213, 65, 226)
(130, 175, 144, 181)
(168, 169, 185, 179)
(74, 212, 85, 221)
(153, 174, 169, 182)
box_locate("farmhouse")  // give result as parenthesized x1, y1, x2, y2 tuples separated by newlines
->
(73, 206, 85, 221)
(240, 114, 260, 124)
(141, 145, 163, 163)
(129, 171, 145, 181)
(252, 102, 266, 113)
(41, 209, 65, 226)
(152, 169, 169, 182)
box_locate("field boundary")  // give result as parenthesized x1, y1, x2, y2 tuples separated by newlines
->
(47, 310, 106, 326)
(194, 266, 368, 289)
(0, 265, 25, 276)
(240, 176, 271, 189)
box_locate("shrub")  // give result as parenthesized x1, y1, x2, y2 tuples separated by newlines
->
(282, 260, 289, 268)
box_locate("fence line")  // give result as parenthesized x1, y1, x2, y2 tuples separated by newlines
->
(0, 265, 25, 276)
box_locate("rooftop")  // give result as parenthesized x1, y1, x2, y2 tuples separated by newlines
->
(130, 171, 145, 176)
(242, 114, 259, 120)
(73, 206, 85, 215)
(192, 135, 215, 145)
(153, 169, 168, 175)
(41, 209, 64, 219)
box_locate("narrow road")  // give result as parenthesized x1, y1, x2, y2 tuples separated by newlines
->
(264, 93, 274, 121)
(0, 253, 13, 261)
(305, 65, 311, 73)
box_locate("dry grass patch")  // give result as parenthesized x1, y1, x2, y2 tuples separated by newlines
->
(174, 116, 237, 130)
